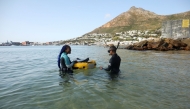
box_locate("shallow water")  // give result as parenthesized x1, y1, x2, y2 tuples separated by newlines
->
(0, 46, 190, 109)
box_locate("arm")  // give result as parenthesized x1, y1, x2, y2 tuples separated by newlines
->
(104, 65, 111, 71)
(66, 63, 74, 68)
(103, 57, 114, 71)
(63, 55, 74, 68)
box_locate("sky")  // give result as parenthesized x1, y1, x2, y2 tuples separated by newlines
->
(0, 0, 190, 42)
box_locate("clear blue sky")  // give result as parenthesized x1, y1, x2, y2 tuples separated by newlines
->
(0, 0, 190, 42)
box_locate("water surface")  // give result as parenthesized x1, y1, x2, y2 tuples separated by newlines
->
(0, 46, 190, 109)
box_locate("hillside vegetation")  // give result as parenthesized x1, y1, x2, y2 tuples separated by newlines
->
(89, 6, 190, 34)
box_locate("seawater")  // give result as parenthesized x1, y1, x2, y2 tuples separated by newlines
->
(0, 46, 190, 109)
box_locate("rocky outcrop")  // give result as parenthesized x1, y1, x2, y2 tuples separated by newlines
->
(126, 38, 190, 51)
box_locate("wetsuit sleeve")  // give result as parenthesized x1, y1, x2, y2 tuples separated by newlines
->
(104, 65, 111, 71)
(66, 63, 74, 68)
(104, 58, 112, 71)
(63, 55, 74, 68)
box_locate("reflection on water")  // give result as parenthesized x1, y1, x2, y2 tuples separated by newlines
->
(0, 46, 190, 109)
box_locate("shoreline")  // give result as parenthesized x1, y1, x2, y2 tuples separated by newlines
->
(1, 38, 190, 51)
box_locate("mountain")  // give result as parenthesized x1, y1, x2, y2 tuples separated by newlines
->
(88, 6, 190, 34)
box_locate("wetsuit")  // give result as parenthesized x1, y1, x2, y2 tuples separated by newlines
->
(104, 53, 121, 74)
(60, 52, 74, 75)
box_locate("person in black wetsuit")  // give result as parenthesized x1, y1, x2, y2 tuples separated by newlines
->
(100, 45, 121, 77)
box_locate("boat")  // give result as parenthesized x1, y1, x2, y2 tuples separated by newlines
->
(73, 60, 96, 69)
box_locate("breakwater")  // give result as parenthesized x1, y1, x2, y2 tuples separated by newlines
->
(126, 38, 190, 51)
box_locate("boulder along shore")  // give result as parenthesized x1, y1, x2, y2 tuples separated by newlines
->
(126, 38, 190, 51)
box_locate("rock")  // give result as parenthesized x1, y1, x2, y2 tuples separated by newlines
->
(158, 46, 168, 51)
(136, 40, 148, 47)
(147, 42, 153, 49)
(126, 38, 190, 51)
(180, 47, 185, 50)
(126, 45, 134, 49)
(181, 38, 190, 47)
(167, 44, 174, 50)
(147, 39, 164, 50)
(185, 46, 190, 50)
(170, 40, 181, 49)
(164, 38, 172, 43)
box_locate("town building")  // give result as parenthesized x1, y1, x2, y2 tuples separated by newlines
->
(22, 41, 30, 46)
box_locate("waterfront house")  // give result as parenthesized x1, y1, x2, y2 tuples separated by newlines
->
(22, 41, 30, 46)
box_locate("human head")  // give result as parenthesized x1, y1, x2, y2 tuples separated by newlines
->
(60, 45, 71, 54)
(108, 45, 117, 55)
(64, 45, 71, 54)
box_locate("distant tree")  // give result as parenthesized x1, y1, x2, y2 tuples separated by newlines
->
(112, 36, 119, 40)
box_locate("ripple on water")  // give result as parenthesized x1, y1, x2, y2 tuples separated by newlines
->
(0, 46, 190, 109)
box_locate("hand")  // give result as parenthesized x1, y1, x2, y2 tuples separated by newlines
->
(76, 58, 81, 60)
(72, 59, 77, 63)
(99, 66, 103, 70)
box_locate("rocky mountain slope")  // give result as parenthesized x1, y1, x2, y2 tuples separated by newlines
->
(89, 6, 190, 34)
